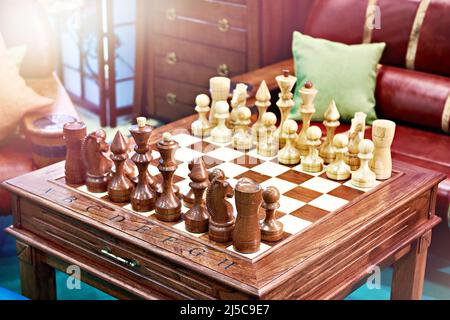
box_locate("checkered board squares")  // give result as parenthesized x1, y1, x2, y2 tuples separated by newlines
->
(67, 132, 392, 261)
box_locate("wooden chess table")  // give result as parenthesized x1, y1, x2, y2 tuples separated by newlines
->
(2, 116, 445, 300)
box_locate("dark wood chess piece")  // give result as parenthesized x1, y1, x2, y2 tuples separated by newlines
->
(183, 160, 195, 208)
(108, 131, 134, 203)
(260, 186, 284, 242)
(233, 178, 263, 254)
(207, 169, 234, 243)
(82, 129, 112, 193)
(155, 133, 182, 222)
(185, 158, 209, 233)
(63, 121, 87, 185)
(129, 118, 156, 212)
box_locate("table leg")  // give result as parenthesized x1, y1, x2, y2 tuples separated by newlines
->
(17, 240, 56, 300)
(390, 231, 431, 300)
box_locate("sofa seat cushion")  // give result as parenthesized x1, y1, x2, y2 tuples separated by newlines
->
(0, 136, 34, 215)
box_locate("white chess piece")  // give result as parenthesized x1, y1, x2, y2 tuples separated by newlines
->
(258, 112, 278, 157)
(351, 139, 376, 188)
(302, 126, 324, 173)
(370, 119, 396, 180)
(211, 101, 232, 144)
(278, 120, 300, 165)
(230, 83, 248, 131)
(232, 106, 252, 151)
(326, 134, 351, 181)
(191, 94, 211, 138)
(209, 77, 231, 128)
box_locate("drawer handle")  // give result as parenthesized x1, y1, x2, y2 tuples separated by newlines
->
(166, 52, 177, 65)
(166, 92, 177, 105)
(217, 64, 230, 77)
(218, 18, 230, 32)
(166, 8, 176, 21)
(100, 248, 139, 268)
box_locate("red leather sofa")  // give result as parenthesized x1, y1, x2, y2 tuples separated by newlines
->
(234, 0, 450, 226)
(0, 0, 79, 216)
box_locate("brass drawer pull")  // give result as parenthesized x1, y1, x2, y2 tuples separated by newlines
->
(218, 18, 230, 32)
(217, 64, 230, 77)
(100, 248, 139, 268)
(166, 52, 177, 65)
(166, 8, 176, 21)
(166, 92, 177, 105)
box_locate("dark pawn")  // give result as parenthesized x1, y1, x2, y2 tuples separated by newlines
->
(82, 129, 112, 193)
(63, 121, 87, 185)
(185, 158, 209, 233)
(155, 133, 182, 222)
(183, 161, 195, 208)
(129, 118, 156, 212)
(233, 178, 263, 254)
(207, 169, 234, 243)
(108, 131, 134, 203)
(260, 186, 284, 242)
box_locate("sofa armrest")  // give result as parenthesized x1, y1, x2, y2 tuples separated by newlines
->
(232, 59, 294, 103)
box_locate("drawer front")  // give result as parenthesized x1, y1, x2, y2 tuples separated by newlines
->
(155, 97, 195, 122)
(153, 10, 247, 52)
(154, 56, 227, 88)
(155, 77, 208, 106)
(19, 199, 249, 300)
(154, 0, 248, 30)
(154, 35, 247, 75)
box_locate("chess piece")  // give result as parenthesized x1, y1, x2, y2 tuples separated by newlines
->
(278, 120, 300, 165)
(183, 161, 196, 209)
(251, 80, 271, 143)
(370, 120, 396, 180)
(233, 178, 263, 254)
(295, 81, 318, 156)
(129, 117, 156, 212)
(108, 131, 134, 203)
(209, 76, 231, 128)
(63, 121, 87, 185)
(326, 134, 351, 181)
(211, 101, 232, 144)
(345, 112, 367, 171)
(82, 129, 112, 193)
(207, 169, 235, 243)
(229, 83, 248, 131)
(260, 186, 284, 242)
(302, 126, 324, 173)
(274, 70, 297, 148)
(351, 140, 376, 188)
(232, 106, 252, 151)
(185, 158, 210, 233)
(319, 100, 341, 164)
(155, 132, 182, 222)
(191, 94, 211, 138)
(257, 112, 278, 157)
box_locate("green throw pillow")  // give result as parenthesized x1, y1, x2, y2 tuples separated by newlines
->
(290, 31, 386, 124)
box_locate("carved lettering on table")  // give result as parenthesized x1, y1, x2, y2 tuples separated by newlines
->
(218, 258, 236, 270)
(44, 188, 53, 195)
(86, 205, 102, 213)
(135, 225, 153, 233)
(64, 196, 77, 203)
(163, 236, 177, 244)
(110, 215, 125, 222)
(189, 248, 206, 257)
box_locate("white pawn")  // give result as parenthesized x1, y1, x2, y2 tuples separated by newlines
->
(258, 112, 278, 157)
(211, 101, 232, 144)
(232, 106, 252, 151)
(326, 134, 351, 181)
(278, 120, 300, 165)
(302, 126, 323, 173)
(351, 140, 376, 188)
(191, 94, 211, 138)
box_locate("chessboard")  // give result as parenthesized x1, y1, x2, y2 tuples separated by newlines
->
(53, 130, 393, 262)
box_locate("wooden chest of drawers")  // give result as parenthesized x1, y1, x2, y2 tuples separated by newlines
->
(135, 0, 313, 122)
